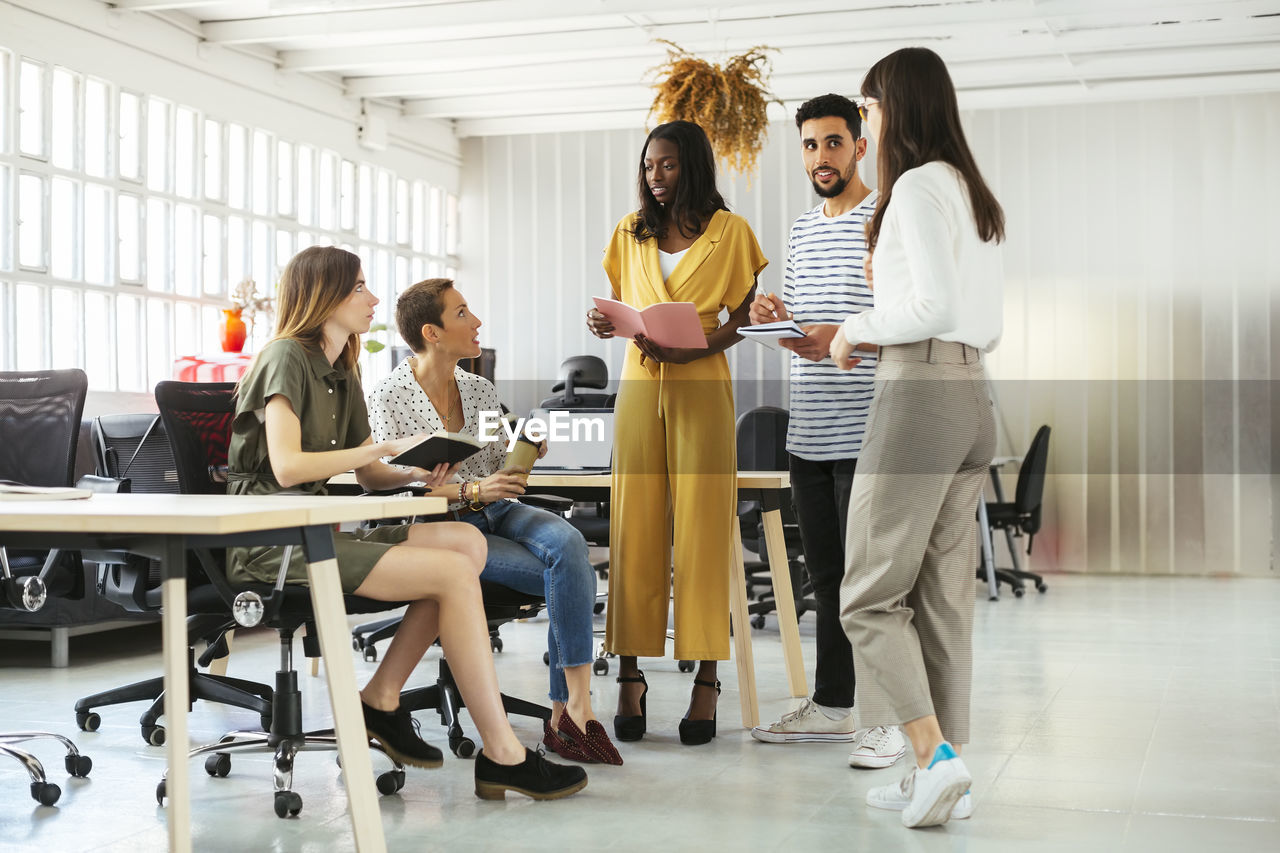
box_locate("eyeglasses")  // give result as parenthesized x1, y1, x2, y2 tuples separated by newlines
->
(857, 99, 879, 122)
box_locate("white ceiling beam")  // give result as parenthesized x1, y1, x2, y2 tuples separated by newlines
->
(201, 0, 787, 45)
(342, 13, 1280, 100)
(279, 0, 1280, 71)
(404, 43, 1280, 119)
(215, 0, 1068, 50)
(449, 69, 1280, 137)
(110, 0, 221, 8)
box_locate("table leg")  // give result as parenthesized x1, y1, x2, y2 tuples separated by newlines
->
(301, 526, 386, 853)
(729, 524, 759, 729)
(760, 508, 808, 698)
(160, 537, 191, 853)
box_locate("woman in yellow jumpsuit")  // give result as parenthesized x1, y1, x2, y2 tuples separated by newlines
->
(586, 121, 767, 745)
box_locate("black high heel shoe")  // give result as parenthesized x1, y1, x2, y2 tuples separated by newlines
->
(613, 671, 648, 742)
(678, 678, 721, 746)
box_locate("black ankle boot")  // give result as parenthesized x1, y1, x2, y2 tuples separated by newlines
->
(474, 748, 588, 801)
(613, 670, 648, 742)
(678, 678, 721, 746)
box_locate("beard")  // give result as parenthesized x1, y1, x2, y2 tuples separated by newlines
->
(811, 162, 857, 198)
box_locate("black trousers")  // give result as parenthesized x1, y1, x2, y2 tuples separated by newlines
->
(789, 453, 858, 709)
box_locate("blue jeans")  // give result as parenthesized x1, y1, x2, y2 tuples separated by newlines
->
(456, 501, 596, 703)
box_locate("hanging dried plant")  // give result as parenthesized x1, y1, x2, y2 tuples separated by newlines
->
(647, 40, 780, 178)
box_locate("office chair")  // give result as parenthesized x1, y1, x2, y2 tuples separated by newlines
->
(152, 381, 407, 817)
(0, 369, 94, 806)
(0, 369, 90, 611)
(979, 424, 1051, 597)
(734, 406, 814, 629)
(72, 413, 275, 747)
(538, 355, 615, 409)
(538, 356, 613, 583)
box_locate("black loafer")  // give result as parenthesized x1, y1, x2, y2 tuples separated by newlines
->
(474, 747, 588, 801)
(361, 700, 443, 769)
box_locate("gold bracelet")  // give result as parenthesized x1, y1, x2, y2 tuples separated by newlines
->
(469, 480, 485, 511)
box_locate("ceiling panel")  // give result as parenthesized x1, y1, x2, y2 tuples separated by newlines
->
(105, 0, 1280, 136)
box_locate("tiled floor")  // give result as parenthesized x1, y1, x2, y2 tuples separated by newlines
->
(1, 573, 1278, 852)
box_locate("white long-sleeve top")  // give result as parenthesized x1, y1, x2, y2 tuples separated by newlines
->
(841, 161, 1003, 352)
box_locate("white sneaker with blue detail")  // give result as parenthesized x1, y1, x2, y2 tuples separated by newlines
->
(866, 742, 972, 828)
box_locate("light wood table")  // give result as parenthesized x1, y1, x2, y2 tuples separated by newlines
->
(0, 492, 443, 853)
(525, 471, 805, 729)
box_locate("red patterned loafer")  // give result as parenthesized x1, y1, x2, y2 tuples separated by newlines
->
(543, 719, 594, 763)
(559, 714, 623, 766)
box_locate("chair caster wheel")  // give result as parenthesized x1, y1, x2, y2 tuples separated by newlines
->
(593, 601, 605, 615)
(351, 637, 361, 651)
(491, 637, 503, 653)
(363, 645, 378, 662)
(750, 615, 766, 630)
(32, 781, 61, 806)
(1037, 583, 1048, 593)
(274, 790, 303, 818)
(543, 651, 550, 666)
(677, 660, 694, 673)
(376, 770, 405, 795)
(65, 753, 92, 777)
(592, 658, 609, 676)
(1013, 587, 1025, 598)
(452, 737, 476, 758)
(205, 753, 231, 777)
(155, 780, 166, 806)
(143, 725, 166, 747)
(76, 711, 100, 732)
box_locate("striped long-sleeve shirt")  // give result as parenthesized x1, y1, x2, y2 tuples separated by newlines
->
(783, 193, 878, 460)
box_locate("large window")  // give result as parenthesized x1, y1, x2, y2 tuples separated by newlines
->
(0, 49, 457, 391)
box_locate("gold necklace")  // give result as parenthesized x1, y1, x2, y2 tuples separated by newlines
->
(424, 379, 457, 426)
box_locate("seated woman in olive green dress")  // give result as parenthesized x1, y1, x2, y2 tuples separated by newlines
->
(226, 245, 586, 801)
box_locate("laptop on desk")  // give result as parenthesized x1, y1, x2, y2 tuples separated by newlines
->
(529, 408, 613, 474)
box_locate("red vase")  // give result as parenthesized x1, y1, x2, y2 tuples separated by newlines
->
(220, 308, 247, 353)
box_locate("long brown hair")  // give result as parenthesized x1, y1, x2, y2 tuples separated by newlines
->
(271, 246, 364, 372)
(862, 47, 1004, 251)
(630, 121, 728, 243)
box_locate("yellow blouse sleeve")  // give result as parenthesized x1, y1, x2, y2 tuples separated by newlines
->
(720, 213, 769, 311)
(601, 215, 634, 301)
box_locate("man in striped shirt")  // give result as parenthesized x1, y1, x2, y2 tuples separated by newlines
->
(748, 93, 906, 770)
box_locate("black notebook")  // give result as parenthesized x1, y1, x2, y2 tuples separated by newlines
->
(387, 431, 484, 469)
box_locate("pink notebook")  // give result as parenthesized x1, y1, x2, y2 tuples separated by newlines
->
(592, 298, 708, 349)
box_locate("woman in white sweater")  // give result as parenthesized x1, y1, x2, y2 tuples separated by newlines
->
(829, 47, 1004, 829)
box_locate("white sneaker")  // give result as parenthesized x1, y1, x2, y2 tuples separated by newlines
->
(867, 771, 972, 820)
(894, 743, 971, 828)
(847, 726, 907, 768)
(751, 698, 856, 743)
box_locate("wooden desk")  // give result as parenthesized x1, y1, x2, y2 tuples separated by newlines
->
(526, 471, 805, 729)
(0, 492, 443, 853)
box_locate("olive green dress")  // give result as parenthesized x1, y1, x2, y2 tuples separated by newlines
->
(226, 338, 410, 593)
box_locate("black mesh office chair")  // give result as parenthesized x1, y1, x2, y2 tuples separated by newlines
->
(0, 369, 94, 806)
(152, 381, 407, 817)
(979, 424, 1051, 597)
(735, 406, 814, 629)
(72, 413, 275, 747)
(538, 355, 614, 409)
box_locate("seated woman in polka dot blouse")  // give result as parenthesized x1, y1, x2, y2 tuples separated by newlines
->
(368, 278, 622, 767)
